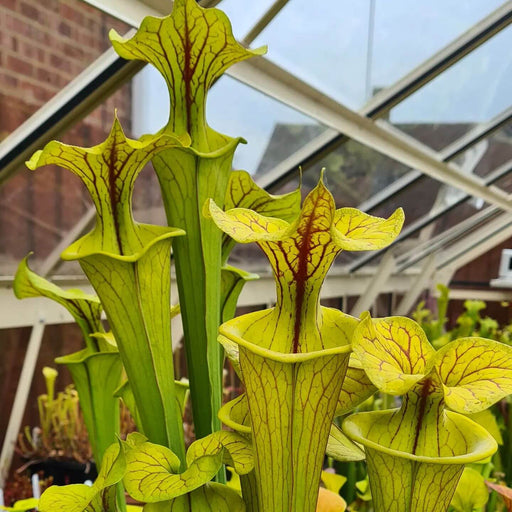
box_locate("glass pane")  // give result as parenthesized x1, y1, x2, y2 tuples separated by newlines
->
(397, 201, 499, 270)
(390, 24, 512, 150)
(493, 172, 512, 194)
(371, 0, 505, 96)
(249, 0, 504, 109)
(252, 0, 371, 109)
(451, 122, 512, 179)
(209, 76, 326, 173)
(344, 175, 446, 270)
(134, 68, 327, 174)
(216, 0, 277, 41)
(301, 140, 411, 208)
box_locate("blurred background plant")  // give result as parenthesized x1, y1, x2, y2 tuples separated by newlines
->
(16, 367, 91, 463)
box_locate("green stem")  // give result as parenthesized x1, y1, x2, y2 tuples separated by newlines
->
(153, 142, 239, 439)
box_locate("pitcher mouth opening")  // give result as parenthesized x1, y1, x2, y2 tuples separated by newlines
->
(219, 308, 352, 363)
(342, 409, 497, 465)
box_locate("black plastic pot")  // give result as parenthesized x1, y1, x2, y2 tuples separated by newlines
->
(26, 458, 97, 485)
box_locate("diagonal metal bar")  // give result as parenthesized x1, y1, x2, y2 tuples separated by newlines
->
(396, 205, 502, 272)
(394, 254, 438, 315)
(2, 0, 511, 222)
(0, 43, 142, 185)
(436, 211, 512, 271)
(350, 157, 512, 272)
(256, 1, 512, 192)
(229, 55, 512, 213)
(255, 128, 338, 190)
(0, 319, 46, 488)
(350, 251, 396, 316)
(241, 0, 290, 47)
(37, 207, 96, 277)
(0, 0, 288, 185)
(363, 2, 512, 117)
(359, 103, 512, 213)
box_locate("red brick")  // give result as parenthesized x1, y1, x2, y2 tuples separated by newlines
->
(0, 32, 18, 52)
(58, 20, 72, 37)
(6, 54, 33, 77)
(59, 3, 84, 25)
(31, 84, 54, 103)
(36, 66, 67, 88)
(61, 41, 86, 60)
(20, 2, 40, 22)
(38, 0, 59, 13)
(4, 13, 51, 45)
(0, 0, 16, 10)
(0, 72, 18, 90)
(18, 39, 45, 63)
(49, 53, 72, 73)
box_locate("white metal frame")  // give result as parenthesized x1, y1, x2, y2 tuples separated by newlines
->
(0, 320, 45, 488)
(350, 252, 396, 316)
(351, 155, 512, 271)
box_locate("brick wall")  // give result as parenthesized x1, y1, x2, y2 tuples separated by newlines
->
(0, 0, 134, 471)
(0, 0, 132, 271)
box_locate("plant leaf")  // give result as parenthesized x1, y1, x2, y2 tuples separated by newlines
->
(38, 442, 125, 512)
(335, 354, 377, 416)
(221, 265, 258, 323)
(207, 200, 291, 243)
(320, 471, 347, 494)
(142, 483, 246, 512)
(27, 118, 187, 257)
(38, 485, 102, 512)
(467, 409, 503, 444)
(209, 178, 402, 354)
(326, 424, 365, 462)
(352, 313, 436, 395)
(27, 116, 187, 461)
(0, 498, 39, 511)
(13, 255, 103, 351)
(451, 467, 488, 512)
(332, 207, 404, 251)
(185, 430, 253, 475)
(112, 0, 266, 436)
(486, 481, 512, 511)
(56, 348, 123, 466)
(222, 170, 301, 261)
(434, 337, 512, 413)
(364, 445, 464, 512)
(110, 0, 265, 146)
(123, 431, 252, 503)
(218, 393, 251, 435)
(115, 380, 143, 434)
(237, 343, 350, 511)
(316, 487, 347, 512)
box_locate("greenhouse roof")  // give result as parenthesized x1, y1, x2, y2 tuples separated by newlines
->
(1, 0, 512, 329)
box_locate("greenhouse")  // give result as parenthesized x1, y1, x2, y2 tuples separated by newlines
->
(1, 0, 512, 510)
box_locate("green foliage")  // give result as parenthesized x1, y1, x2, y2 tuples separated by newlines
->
(17, 367, 93, 463)
(210, 178, 403, 511)
(38, 442, 126, 512)
(414, 286, 512, 347)
(343, 312, 512, 512)
(16, 1, 512, 512)
(450, 467, 489, 512)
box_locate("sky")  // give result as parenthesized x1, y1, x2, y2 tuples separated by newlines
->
(132, 0, 512, 172)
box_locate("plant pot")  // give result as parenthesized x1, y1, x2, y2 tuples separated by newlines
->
(25, 458, 97, 485)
